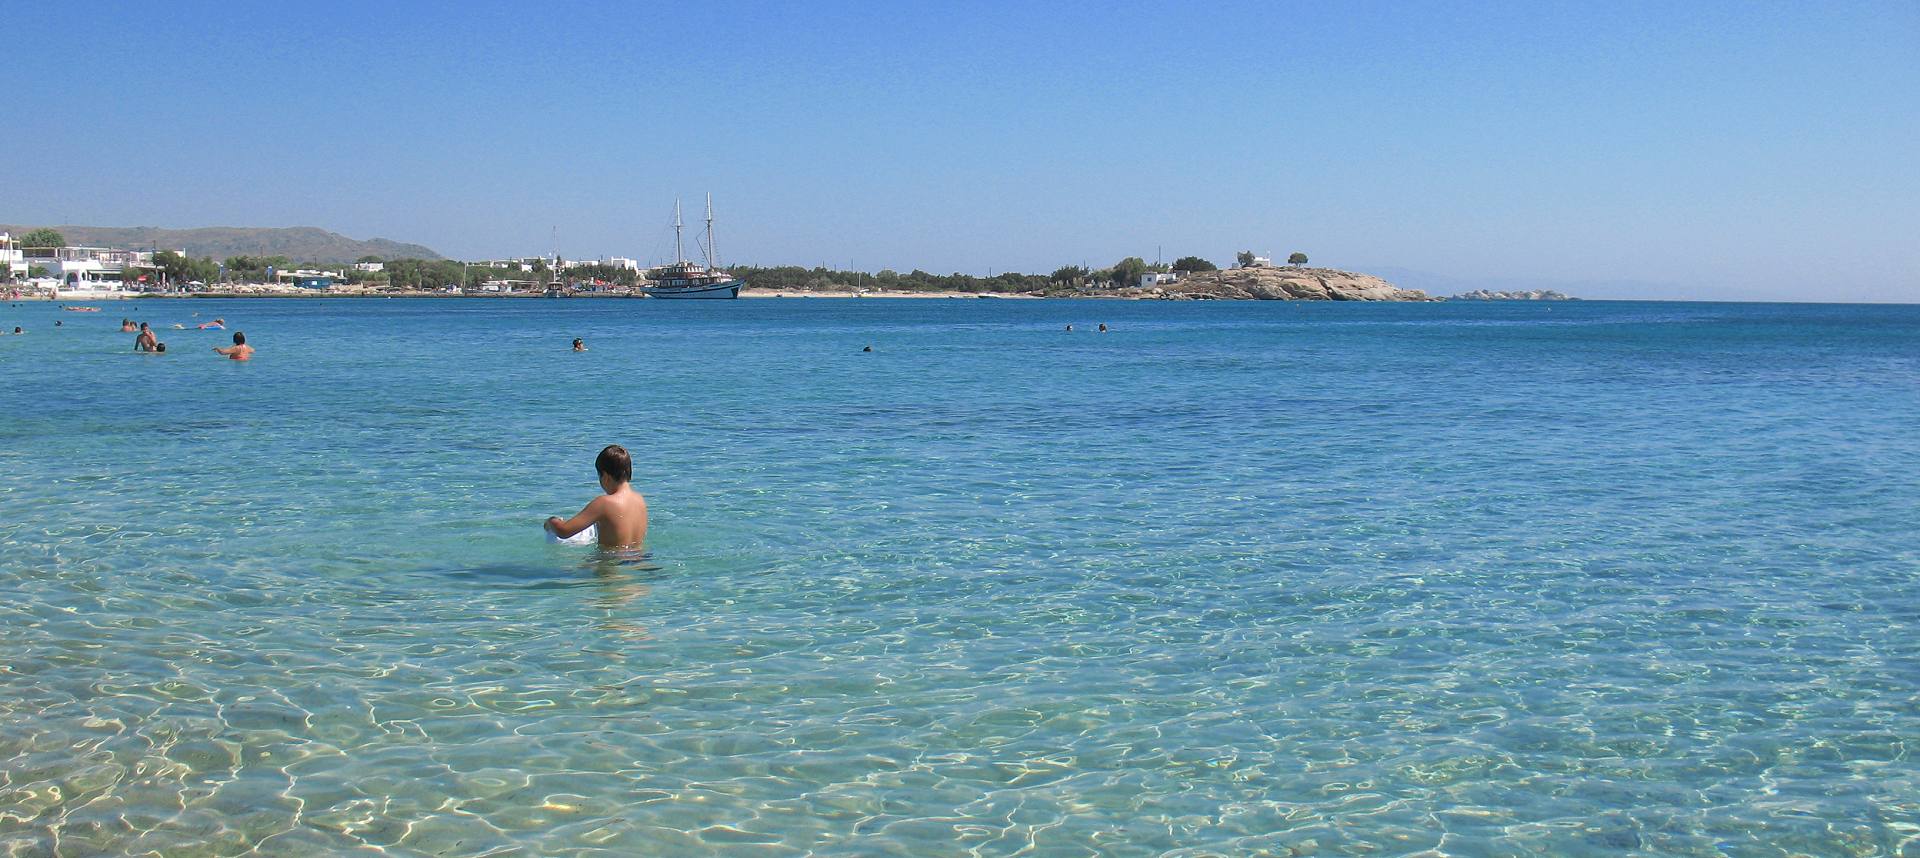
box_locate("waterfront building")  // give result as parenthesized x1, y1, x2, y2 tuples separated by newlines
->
(0, 233, 25, 280)
(274, 269, 346, 289)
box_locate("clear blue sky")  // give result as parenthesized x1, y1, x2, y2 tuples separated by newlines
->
(7, 0, 1916, 300)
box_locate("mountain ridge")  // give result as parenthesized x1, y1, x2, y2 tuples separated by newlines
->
(0, 224, 444, 262)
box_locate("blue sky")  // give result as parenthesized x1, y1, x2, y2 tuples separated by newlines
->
(7, 1, 1916, 300)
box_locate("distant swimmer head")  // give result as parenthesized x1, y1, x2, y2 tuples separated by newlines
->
(595, 444, 632, 488)
(862, 345, 872, 352)
(154, 342, 166, 353)
(232, 331, 245, 345)
(1065, 324, 1073, 331)
(572, 338, 585, 351)
(1098, 323, 1108, 332)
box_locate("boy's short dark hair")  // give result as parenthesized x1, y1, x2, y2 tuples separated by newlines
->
(155, 343, 167, 353)
(596, 445, 631, 483)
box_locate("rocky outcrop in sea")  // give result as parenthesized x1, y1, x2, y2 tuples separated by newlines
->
(1123, 266, 1430, 301)
(1449, 289, 1575, 301)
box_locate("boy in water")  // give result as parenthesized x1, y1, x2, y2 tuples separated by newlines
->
(546, 445, 648, 548)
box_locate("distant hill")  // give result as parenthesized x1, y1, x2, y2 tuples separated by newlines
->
(0, 224, 444, 262)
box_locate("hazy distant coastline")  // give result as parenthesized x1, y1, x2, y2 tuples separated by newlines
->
(1450, 289, 1576, 301)
(6, 224, 1456, 301)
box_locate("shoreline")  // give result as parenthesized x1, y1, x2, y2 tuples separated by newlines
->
(739, 288, 1040, 299)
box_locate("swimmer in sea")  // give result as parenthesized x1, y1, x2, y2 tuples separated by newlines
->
(1065, 324, 1073, 331)
(212, 331, 253, 361)
(545, 445, 648, 549)
(134, 323, 158, 352)
(1098, 323, 1108, 332)
(199, 318, 225, 330)
(120, 318, 136, 332)
(572, 338, 587, 352)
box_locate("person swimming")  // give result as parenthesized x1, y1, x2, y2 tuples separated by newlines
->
(198, 318, 225, 330)
(134, 323, 159, 352)
(120, 319, 136, 332)
(572, 338, 587, 352)
(1098, 323, 1108, 332)
(1065, 324, 1074, 331)
(212, 331, 253, 361)
(545, 445, 648, 549)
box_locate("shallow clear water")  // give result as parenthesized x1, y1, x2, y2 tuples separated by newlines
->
(2, 297, 1917, 856)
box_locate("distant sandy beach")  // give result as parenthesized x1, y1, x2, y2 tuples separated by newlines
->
(740, 288, 1040, 299)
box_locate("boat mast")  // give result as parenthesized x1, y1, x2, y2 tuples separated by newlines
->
(674, 199, 685, 265)
(705, 193, 716, 269)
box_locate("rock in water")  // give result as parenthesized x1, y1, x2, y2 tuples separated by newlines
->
(1145, 267, 1429, 301)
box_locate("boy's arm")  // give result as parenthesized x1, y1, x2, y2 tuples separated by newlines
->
(545, 497, 603, 538)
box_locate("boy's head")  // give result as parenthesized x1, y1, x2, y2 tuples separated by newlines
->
(139, 322, 149, 330)
(233, 331, 246, 345)
(155, 342, 167, 353)
(595, 444, 631, 487)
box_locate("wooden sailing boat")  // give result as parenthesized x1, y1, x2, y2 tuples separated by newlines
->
(639, 195, 741, 299)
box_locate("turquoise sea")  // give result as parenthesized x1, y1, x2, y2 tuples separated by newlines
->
(2, 297, 1917, 856)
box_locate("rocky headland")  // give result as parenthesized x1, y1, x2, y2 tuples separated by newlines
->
(1450, 289, 1575, 301)
(1116, 266, 1431, 301)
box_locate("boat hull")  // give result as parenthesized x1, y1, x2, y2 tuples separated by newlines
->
(641, 280, 741, 299)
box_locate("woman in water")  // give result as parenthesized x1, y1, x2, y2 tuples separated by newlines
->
(212, 331, 253, 360)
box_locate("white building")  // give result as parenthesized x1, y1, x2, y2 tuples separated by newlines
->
(0, 233, 25, 280)
(1139, 271, 1179, 288)
(16, 245, 157, 297)
(353, 261, 384, 272)
(475, 258, 539, 272)
(606, 257, 640, 271)
(41, 259, 128, 298)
